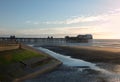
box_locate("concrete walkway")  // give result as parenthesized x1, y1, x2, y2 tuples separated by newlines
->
(0, 45, 19, 51)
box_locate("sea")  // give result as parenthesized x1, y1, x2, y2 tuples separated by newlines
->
(62, 39, 120, 48)
(93, 39, 120, 48)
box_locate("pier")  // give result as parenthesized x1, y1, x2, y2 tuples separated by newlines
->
(0, 34, 92, 46)
(0, 37, 66, 46)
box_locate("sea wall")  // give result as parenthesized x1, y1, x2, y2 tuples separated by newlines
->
(12, 44, 62, 82)
(13, 61, 61, 82)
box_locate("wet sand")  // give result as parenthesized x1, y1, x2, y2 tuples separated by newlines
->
(24, 65, 107, 82)
(42, 46, 120, 64)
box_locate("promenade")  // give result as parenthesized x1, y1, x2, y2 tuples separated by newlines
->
(0, 40, 62, 82)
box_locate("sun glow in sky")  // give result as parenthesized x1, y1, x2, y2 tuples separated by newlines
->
(0, 0, 120, 39)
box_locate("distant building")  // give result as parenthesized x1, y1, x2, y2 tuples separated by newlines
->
(65, 34, 93, 43)
(77, 34, 93, 39)
(10, 35, 16, 39)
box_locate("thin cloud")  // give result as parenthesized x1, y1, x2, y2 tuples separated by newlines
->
(33, 22, 39, 25)
(43, 16, 106, 25)
(25, 15, 108, 25)
(44, 21, 65, 24)
(25, 9, 120, 25)
(25, 21, 40, 25)
(43, 14, 109, 25)
(25, 20, 31, 23)
(65, 16, 107, 24)
(43, 8, 120, 25)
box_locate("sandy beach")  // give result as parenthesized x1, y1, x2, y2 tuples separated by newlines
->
(42, 46, 120, 64)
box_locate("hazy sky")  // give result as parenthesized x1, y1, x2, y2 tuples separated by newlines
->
(0, 0, 120, 39)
